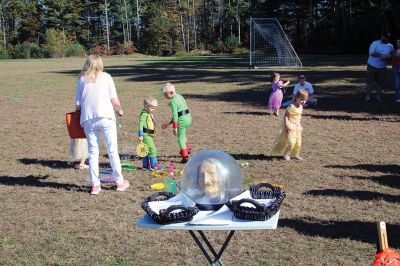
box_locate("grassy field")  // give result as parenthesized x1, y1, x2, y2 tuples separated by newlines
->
(0, 54, 399, 265)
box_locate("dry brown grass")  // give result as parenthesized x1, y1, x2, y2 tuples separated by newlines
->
(0, 55, 399, 265)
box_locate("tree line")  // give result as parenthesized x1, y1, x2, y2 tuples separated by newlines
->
(0, 0, 399, 59)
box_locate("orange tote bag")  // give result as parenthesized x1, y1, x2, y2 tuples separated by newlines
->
(66, 111, 86, 139)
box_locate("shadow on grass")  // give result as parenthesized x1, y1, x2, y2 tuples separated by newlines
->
(18, 158, 110, 169)
(326, 164, 400, 175)
(348, 175, 400, 190)
(231, 153, 276, 161)
(304, 114, 383, 122)
(185, 84, 399, 115)
(304, 189, 400, 203)
(280, 218, 400, 248)
(51, 55, 399, 114)
(223, 111, 270, 116)
(0, 175, 88, 192)
(326, 164, 400, 189)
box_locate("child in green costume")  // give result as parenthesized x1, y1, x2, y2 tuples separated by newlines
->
(138, 97, 162, 170)
(161, 82, 192, 163)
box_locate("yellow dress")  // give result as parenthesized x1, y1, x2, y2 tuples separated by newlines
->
(272, 104, 303, 157)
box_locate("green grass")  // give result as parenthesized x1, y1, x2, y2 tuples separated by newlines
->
(0, 54, 399, 265)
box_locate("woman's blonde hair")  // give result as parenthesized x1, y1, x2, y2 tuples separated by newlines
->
(295, 89, 309, 101)
(81, 54, 104, 81)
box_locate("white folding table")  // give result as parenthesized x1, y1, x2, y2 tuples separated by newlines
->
(137, 193, 280, 266)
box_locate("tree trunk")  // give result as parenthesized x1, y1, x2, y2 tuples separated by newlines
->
(119, 0, 126, 43)
(177, 0, 186, 50)
(104, 0, 110, 50)
(229, 0, 232, 36)
(136, 0, 140, 49)
(123, 0, 130, 42)
(1, 8, 6, 50)
(237, 0, 240, 45)
(218, 0, 222, 41)
(187, 0, 190, 52)
(193, 0, 197, 50)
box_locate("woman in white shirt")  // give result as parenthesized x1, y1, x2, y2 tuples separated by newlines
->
(76, 55, 129, 195)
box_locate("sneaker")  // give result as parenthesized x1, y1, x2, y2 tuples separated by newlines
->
(396, 99, 400, 103)
(283, 155, 290, 161)
(294, 156, 303, 161)
(142, 166, 151, 171)
(78, 164, 89, 170)
(181, 157, 189, 163)
(90, 186, 101, 195)
(116, 180, 129, 192)
(376, 98, 383, 102)
(363, 97, 370, 102)
(150, 164, 163, 171)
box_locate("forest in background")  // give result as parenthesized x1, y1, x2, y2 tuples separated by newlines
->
(0, 0, 400, 59)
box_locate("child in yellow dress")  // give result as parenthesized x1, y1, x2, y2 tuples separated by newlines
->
(272, 89, 308, 161)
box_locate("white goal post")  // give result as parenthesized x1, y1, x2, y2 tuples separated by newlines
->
(249, 18, 302, 68)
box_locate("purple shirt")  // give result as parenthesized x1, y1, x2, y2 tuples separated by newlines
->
(272, 81, 284, 92)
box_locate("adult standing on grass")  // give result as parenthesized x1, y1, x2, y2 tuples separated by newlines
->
(364, 32, 393, 102)
(76, 54, 129, 195)
(392, 38, 400, 103)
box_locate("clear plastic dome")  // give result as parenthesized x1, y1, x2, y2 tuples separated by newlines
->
(180, 150, 243, 210)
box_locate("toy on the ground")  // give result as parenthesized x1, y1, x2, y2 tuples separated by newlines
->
(168, 163, 175, 177)
(180, 150, 243, 210)
(151, 170, 169, 178)
(99, 175, 114, 183)
(136, 143, 149, 157)
(100, 169, 113, 174)
(164, 177, 177, 193)
(121, 162, 135, 171)
(373, 221, 400, 266)
(150, 183, 165, 190)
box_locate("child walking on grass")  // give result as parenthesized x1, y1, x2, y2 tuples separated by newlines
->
(69, 138, 88, 169)
(272, 89, 308, 161)
(268, 72, 290, 116)
(161, 82, 192, 163)
(138, 96, 162, 170)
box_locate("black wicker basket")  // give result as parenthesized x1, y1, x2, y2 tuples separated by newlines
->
(141, 192, 199, 224)
(226, 183, 286, 221)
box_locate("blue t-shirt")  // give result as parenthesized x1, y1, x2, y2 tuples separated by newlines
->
(367, 40, 393, 69)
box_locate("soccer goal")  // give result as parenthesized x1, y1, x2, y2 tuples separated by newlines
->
(249, 18, 302, 68)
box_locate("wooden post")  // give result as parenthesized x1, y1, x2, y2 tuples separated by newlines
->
(377, 221, 389, 251)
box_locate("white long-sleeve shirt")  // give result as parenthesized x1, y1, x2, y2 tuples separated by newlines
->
(75, 72, 118, 125)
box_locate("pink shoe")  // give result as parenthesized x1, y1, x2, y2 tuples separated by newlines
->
(294, 156, 303, 161)
(90, 186, 101, 195)
(116, 180, 129, 192)
(78, 164, 89, 170)
(283, 155, 291, 161)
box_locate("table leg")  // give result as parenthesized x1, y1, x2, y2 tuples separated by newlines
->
(188, 230, 235, 266)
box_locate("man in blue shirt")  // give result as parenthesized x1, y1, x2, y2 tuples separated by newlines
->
(365, 33, 394, 102)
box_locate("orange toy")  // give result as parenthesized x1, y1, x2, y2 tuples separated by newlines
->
(372, 222, 400, 266)
(66, 111, 86, 139)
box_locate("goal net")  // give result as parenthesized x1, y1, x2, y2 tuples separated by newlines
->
(250, 18, 302, 67)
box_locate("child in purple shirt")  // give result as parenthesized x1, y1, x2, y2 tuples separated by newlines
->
(268, 72, 290, 116)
